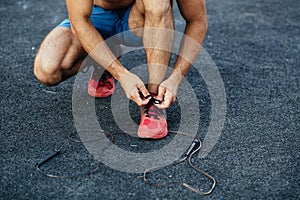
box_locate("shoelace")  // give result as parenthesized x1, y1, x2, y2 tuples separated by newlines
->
(143, 98, 164, 120)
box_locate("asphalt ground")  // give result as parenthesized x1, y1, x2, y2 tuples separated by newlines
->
(0, 0, 299, 199)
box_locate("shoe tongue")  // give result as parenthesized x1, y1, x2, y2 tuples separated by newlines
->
(150, 93, 158, 98)
(98, 81, 106, 86)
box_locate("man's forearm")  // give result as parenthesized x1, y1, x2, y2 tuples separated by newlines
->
(170, 20, 207, 82)
(71, 19, 128, 80)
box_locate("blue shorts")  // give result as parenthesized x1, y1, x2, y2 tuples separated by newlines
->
(57, 5, 142, 47)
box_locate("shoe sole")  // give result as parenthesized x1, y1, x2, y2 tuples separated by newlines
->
(137, 124, 168, 139)
(88, 89, 114, 98)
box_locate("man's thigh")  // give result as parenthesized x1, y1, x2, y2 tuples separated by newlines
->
(57, 6, 116, 39)
(35, 27, 86, 71)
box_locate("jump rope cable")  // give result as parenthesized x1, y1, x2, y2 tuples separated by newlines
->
(35, 129, 216, 195)
(35, 95, 216, 195)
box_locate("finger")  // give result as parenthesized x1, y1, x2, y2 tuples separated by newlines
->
(138, 85, 151, 99)
(157, 85, 166, 101)
(137, 85, 151, 105)
(156, 95, 173, 109)
(132, 91, 149, 106)
(131, 95, 143, 107)
(171, 96, 176, 104)
(126, 88, 142, 106)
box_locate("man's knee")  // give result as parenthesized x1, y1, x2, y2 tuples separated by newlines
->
(34, 56, 62, 86)
(143, 0, 172, 17)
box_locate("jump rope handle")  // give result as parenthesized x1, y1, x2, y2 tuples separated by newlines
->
(36, 149, 60, 166)
(183, 138, 201, 159)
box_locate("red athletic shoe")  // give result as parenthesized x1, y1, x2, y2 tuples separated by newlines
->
(137, 100, 168, 139)
(88, 69, 115, 98)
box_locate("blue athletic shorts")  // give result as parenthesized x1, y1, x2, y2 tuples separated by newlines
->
(57, 5, 143, 47)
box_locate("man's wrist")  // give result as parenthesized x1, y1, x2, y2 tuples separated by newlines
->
(169, 70, 184, 83)
(106, 60, 129, 81)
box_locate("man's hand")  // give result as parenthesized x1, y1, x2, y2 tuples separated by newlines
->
(156, 76, 181, 109)
(118, 71, 151, 106)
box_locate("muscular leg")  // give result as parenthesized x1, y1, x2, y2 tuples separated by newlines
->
(129, 0, 174, 94)
(34, 27, 86, 86)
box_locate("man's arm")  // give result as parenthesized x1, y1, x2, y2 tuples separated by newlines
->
(66, 0, 126, 79)
(156, 0, 208, 109)
(66, 0, 150, 105)
(173, 0, 208, 77)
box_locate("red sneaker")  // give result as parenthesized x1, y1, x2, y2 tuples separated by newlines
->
(88, 69, 115, 98)
(137, 100, 168, 139)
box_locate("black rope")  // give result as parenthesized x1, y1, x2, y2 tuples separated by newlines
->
(35, 130, 216, 195)
(35, 97, 216, 195)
